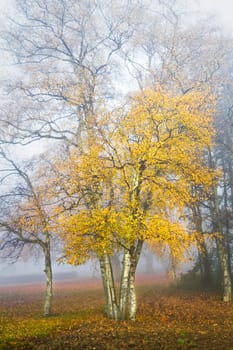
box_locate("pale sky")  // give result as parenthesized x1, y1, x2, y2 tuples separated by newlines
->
(197, 0, 233, 33)
(0, 0, 232, 33)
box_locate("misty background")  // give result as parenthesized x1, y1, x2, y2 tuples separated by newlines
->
(0, 0, 232, 287)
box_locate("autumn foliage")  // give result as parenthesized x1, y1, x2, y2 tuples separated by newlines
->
(1, 280, 233, 350)
(53, 87, 218, 320)
(59, 88, 215, 252)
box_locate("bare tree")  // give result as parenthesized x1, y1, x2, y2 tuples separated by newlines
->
(0, 149, 58, 316)
(0, 0, 141, 146)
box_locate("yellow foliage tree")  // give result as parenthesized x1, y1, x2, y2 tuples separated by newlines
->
(57, 87, 217, 320)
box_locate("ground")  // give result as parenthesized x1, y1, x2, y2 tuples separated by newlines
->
(0, 275, 233, 349)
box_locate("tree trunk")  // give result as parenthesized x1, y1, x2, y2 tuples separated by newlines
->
(199, 244, 212, 287)
(191, 200, 212, 287)
(43, 245, 53, 316)
(128, 259, 137, 320)
(99, 253, 119, 319)
(208, 149, 232, 301)
(222, 161, 232, 278)
(128, 240, 143, 320)
(119, 249, 131, 320)
(100, 239, 143, 320)
(216, 238, 232, 302)
(195, 233, 212, 287)
(213, 188, 232, 301)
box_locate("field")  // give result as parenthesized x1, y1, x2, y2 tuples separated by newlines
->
(0, 275, 233, 350)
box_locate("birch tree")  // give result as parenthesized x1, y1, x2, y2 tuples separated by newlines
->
(57, 87, 217, 320)
(0, 150, 57, 316)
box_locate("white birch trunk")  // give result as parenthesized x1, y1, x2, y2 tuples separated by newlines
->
(128, 240, 143, 320)
(217, 239, 232, 302)
(99, 253, 119, 319)
(99, 254, 113, 317)
(107, 255, 119, 319)
(128, 264, 137, 320)
(119, 249, 131, 320)
(43, 245, 53, 316)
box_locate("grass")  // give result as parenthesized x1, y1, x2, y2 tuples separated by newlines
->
(0, 277, 233, 349)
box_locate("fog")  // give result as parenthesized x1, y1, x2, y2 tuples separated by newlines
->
(0, 0, 206, 289)
(0, 259, 98, 286)
(0, 250, 170, 287)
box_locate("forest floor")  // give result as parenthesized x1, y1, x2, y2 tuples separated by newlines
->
(0, 275, 233, 350)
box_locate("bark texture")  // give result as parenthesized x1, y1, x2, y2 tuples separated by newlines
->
(43, 244, 53, 316)
(100, 240, 143, 320)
